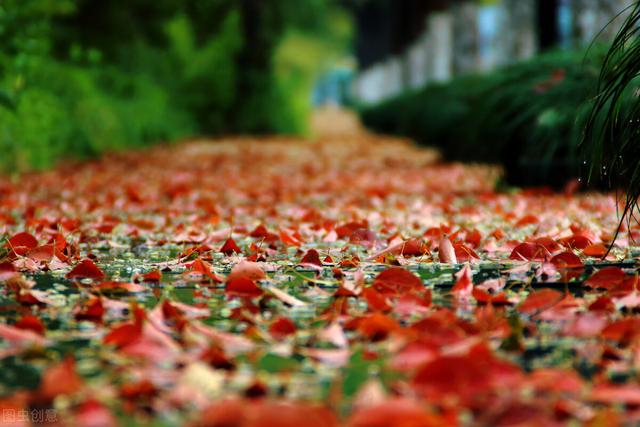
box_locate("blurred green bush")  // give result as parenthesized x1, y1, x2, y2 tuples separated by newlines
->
(0, 0, 349, 173)
(359, 49, 606, 187)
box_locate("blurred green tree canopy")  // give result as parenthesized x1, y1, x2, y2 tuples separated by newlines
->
(0, 0, 351, 172)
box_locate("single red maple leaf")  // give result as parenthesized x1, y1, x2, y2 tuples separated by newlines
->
(584, 267, 626, 290)
(550, 251, 583, 269)
(220, 237, 242, 255)
(509, 242, 549, 261)
(14, 315, 46, 335)
(518, 289, 564, 315)
(66, 259, 105, 280)
(373, 267, 423, 295)
(225, 277, 263, 298)
(269, 316, 297, 340)
(38, 357, 83, 402)
(300, 249, 323, 266)
(6, 232, 38, 254)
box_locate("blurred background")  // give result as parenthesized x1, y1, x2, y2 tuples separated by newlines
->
(0, 0, 634, 186)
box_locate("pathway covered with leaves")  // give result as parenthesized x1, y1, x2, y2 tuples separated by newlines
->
(1, 118, 639, 426)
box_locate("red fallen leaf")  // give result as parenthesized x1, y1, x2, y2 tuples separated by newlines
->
(472, 288, 511, 305)
(509, 242, 549, 261)
(98, 281, 145, 294)
(279, 230, 302, 247)
(0, 397, 27, 427)
(104, 307, 145, 347)
(249, 224, 279, 243)
(331, 267, 345, 279)
(27, 244, 54, 263)
(335, 221, 368, 239)
(464, 229, 482, 248)
(0, 322, 46, 344)
(227, 260, 266, 282)
(370, 239, 425, 260)
(424, 226, 444, 240)
(348, 398, 447, 427)
(487, 402, 555, 426)
(160, 300, 188, 332)
(120, 379, 158, 401)
(373, 267, 423, 295)
(226, 277, 263, 298)
(533, 237, 562, 253)
(66, 259, 105, 280)
(584, 267, 626, 290)
(395, 292, 432, 317)
(527, 368, 584, 395)
(74, 398, 118, 427)
(200, 344, 236, 370)
(491, 228, 506, 240)
(186, 258, 223, 282)
(601, 318, 640, 345)
(104, 323, 143, 348)
(300, 249, 323, 266)
(413, 344, 522, 403)
(518, 289, 564, 315)
(438, 236, 457, 264)
(75, 297, 105, 323)
(220, 237, 242, 255)
(453, 243, 479, 262)
(362, 287, 392, 312)
(0, 261, 18, 281)
(590, 383, 640, 405)
(515, 214, 539, 227)
(60, 218, 80, 231)
(269, 316, 297, 339)
(588, 296, 615, 312)
(14, 315, 46, 335)
(334, 285, 358, 298)
(550, 251, 583, 269)
(136, 269, 162, 283)
(15, 289, 51, 306)
(399, 239, 425, 256)
(452, 264, 473, 298)
(582, 243, 607, 258)
(39, 357, 83, 401)
(50, 232, 68, 251)
(180, 244, 213, 259)
(339, 256, 360, 268)
(5, 232, 38, 255)
(357, 313, 401, 341)
(558, 234, 592, 250)
(192, 399, 338, 427)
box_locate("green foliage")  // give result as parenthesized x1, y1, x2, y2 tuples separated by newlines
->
(162, 11, 242, 134)
(360, 49, 605, 187)
(0, 0, 350, 173)
(273, 7, 353, 134)
(582, 2, 640, 242)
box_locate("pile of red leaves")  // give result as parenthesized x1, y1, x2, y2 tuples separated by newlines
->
(0, 134, 639, 426)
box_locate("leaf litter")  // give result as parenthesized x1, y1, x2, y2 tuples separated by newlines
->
(0, 135, 639, 425)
